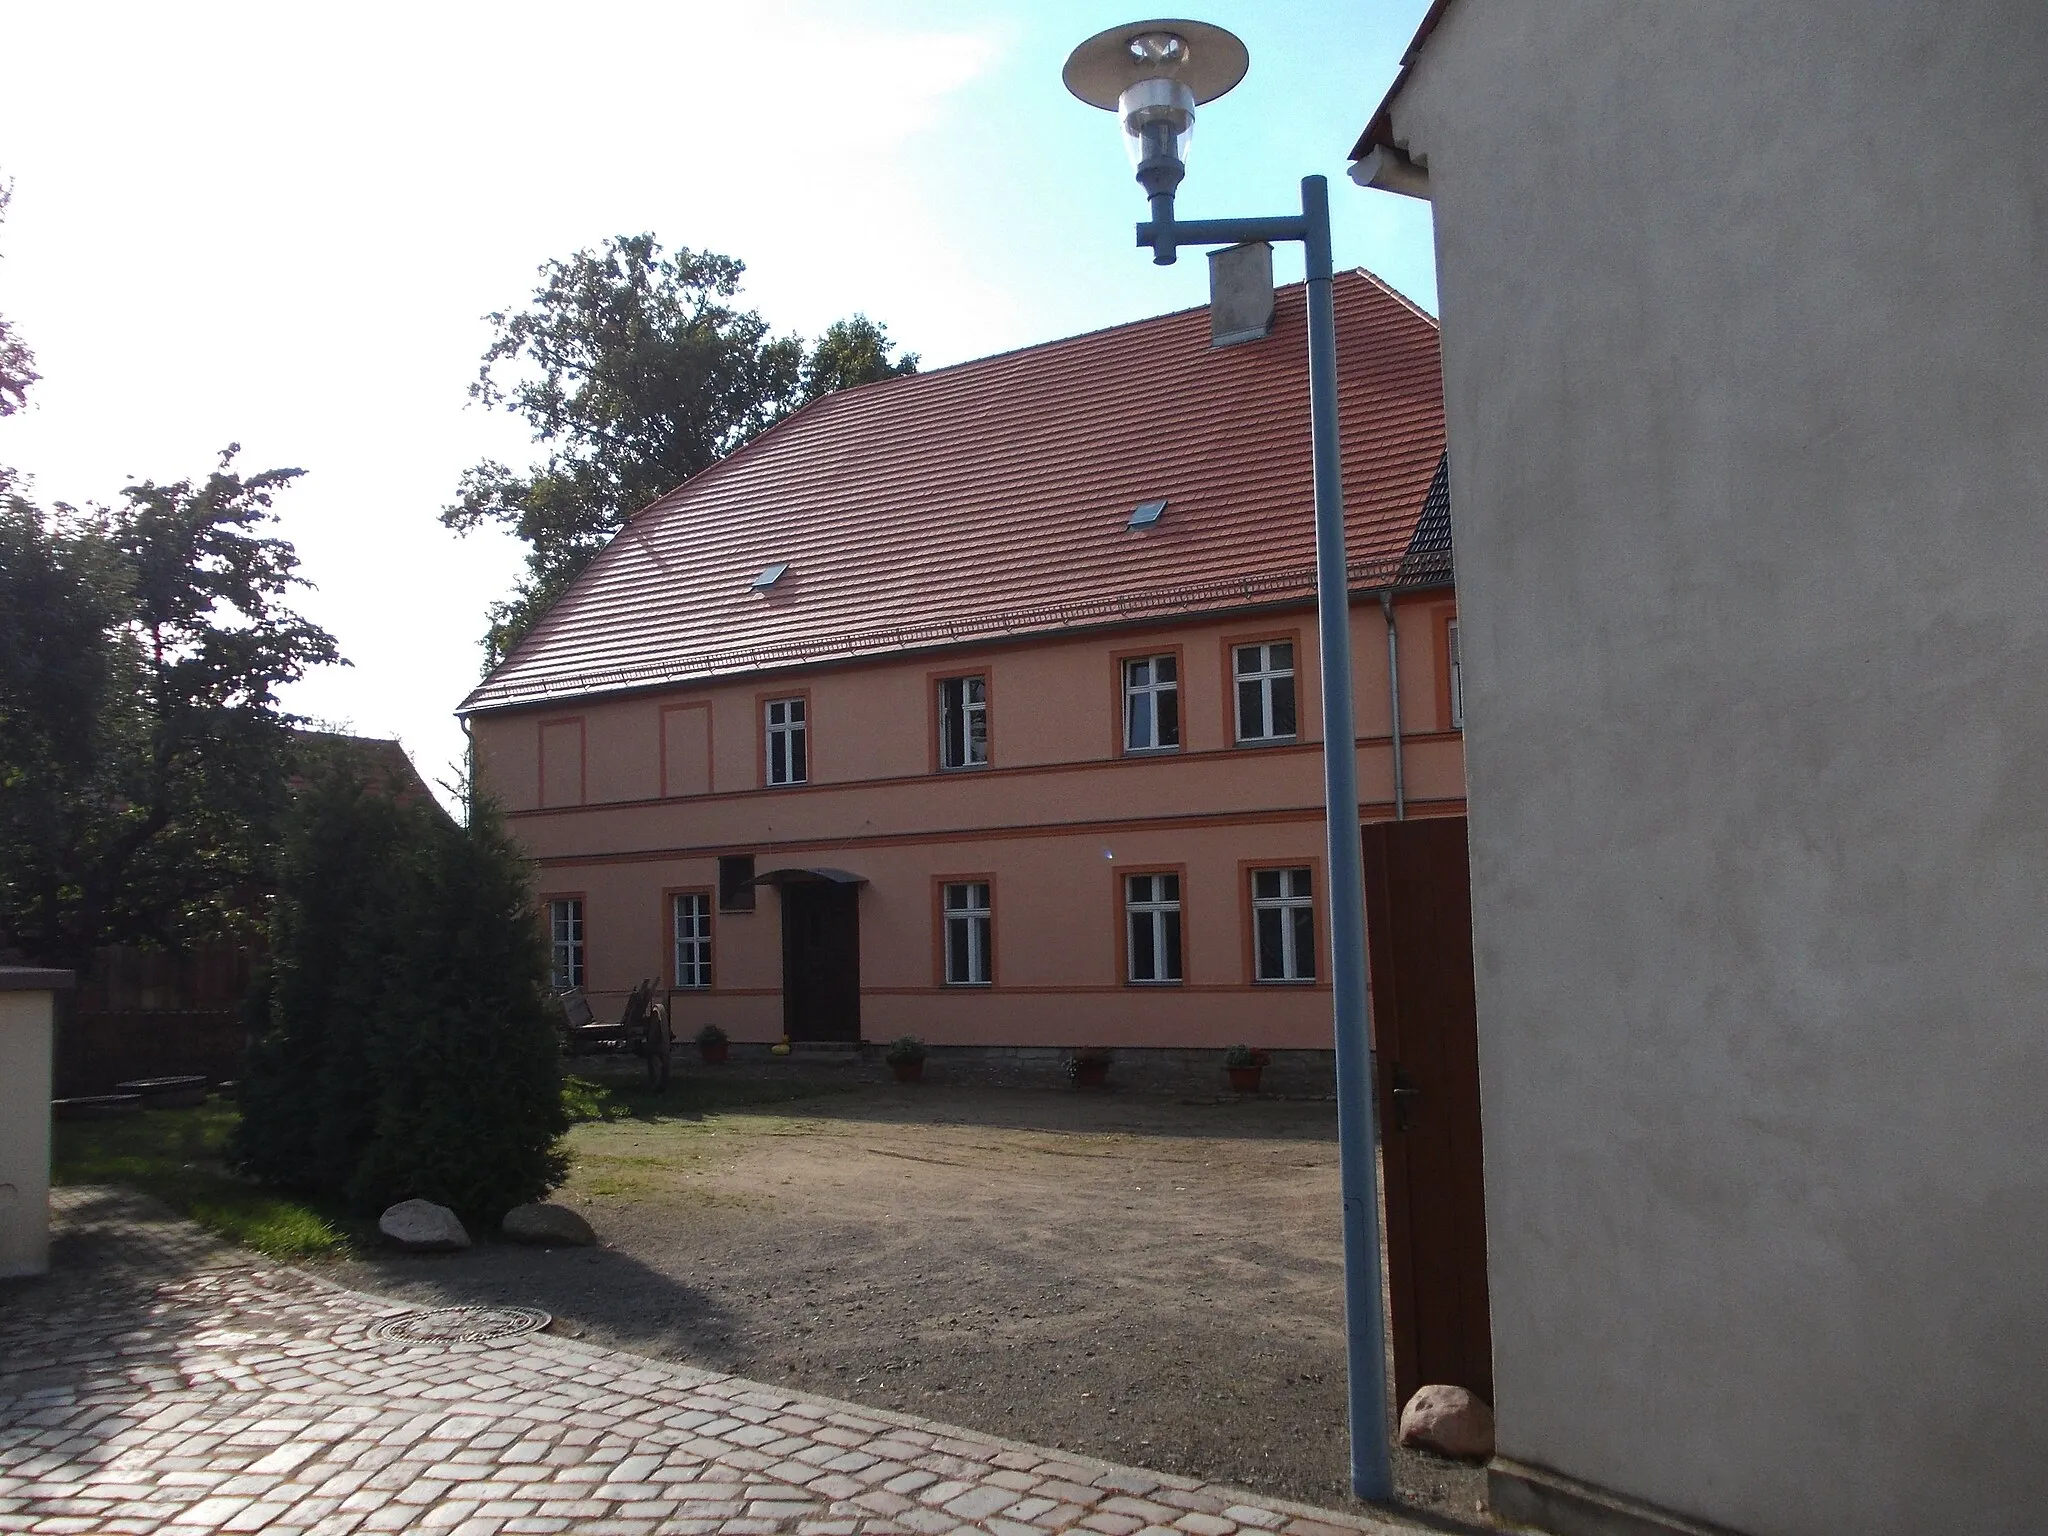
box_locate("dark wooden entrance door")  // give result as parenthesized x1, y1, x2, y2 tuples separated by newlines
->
(1361, 815, 1493, 1407)
(780, 882, 861, 1043)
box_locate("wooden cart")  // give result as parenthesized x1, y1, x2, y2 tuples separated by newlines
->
(558, 978, 671, 1091)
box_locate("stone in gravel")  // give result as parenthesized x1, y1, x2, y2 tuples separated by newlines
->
(1397, 1384, 1495, 1460)
(378, 1198, 470, 1251)
(502, 1202, 596, 1247)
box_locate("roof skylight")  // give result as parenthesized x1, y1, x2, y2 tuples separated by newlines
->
(1128, 499, 1168, 529)
(751, 562, 790, 591)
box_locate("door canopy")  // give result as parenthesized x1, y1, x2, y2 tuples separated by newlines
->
(744, 867, 869, 889)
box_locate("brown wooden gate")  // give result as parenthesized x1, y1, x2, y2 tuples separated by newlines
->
(1362, 814, 1493, 1407)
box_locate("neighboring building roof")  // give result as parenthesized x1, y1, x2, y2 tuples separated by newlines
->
(462, 269, 1447, 716)
(1396, 453, 1453, 587)
(1350, 0, 1456, 164)
(292, 732, 445, 812)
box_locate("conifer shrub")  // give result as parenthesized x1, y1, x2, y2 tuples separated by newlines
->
(234, 768, 566, 1224)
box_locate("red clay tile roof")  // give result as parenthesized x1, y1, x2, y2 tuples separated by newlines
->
(461, 269, 1445, 715)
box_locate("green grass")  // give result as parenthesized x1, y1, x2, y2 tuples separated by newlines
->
(54, 1072, 858, 1258)
(52, 1101, 354, 1260)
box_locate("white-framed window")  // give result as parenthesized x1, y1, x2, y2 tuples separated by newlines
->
(1123, 655, 1180, 752)
(764, 697, 807, 785)
(1124, 872, 1183, 984)
(1251, 868, 1315, 982)
(1234, 642, 1297, 742)
(672, 892, 711, 989)
(548, 897, 584, 991)
(1447, 618, 1464, 730)
(942, 881, 992, 985)
(938, 675, 988, 769)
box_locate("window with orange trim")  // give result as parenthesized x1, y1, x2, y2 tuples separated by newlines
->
(672, 892, 712, 989)
(937, 675, 988, 769)
(1124, 872, 1183, 984)
(1250, 867, 1315, 982)
(1122, 654, 1181, 752)
(1233, 642, 1297, 742)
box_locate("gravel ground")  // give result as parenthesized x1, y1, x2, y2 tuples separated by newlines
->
(322, 1068, 1492, 1527)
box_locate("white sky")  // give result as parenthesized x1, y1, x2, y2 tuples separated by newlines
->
(0, 0, 1437, 802)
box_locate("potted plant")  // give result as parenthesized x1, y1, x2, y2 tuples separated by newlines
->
(1224, 1044, 1271, 1093)
(695, 1022, 729, 1064)
(1066, 1047, 1114, 1090)
(884, 1036, 928, 1083)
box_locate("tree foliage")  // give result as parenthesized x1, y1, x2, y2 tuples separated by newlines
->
(234, 767, 568, 1224)
(443, 233, 917, 665)
(0, 453, 340, 970)
(0, 179, 36, 418)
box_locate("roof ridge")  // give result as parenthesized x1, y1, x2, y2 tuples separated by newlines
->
(1350, 267, 1439, 329)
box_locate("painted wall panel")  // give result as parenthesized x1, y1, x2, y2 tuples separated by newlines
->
(661, 703, 713, 797)
(537, 718, 585, 809)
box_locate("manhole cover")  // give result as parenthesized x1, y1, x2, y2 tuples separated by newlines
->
(368, 1305, 550, 1345)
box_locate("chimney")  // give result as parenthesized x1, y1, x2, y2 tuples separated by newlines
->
(1208, 240, 1275, 347)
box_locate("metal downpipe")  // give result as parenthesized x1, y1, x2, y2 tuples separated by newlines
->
(1380, 590, 1406, 821)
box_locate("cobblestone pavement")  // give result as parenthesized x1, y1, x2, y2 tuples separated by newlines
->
(0, 1190, 1426, 1536)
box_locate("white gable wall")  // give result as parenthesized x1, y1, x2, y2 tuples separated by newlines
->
(1387, 2, 2048, 1531)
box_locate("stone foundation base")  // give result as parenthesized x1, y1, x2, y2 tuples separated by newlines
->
(714, 1042, 1339, 1098)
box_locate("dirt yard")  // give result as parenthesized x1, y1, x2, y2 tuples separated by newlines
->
(324, 1067, 1488, 1524)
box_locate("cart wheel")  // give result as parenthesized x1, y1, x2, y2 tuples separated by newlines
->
(645, 1006, 672, 1092)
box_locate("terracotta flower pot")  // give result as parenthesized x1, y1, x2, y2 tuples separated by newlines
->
(698, 1039, 729, 1064)
(1227, 1065, 1263, 1093)
(890, 1059, 924, 1083)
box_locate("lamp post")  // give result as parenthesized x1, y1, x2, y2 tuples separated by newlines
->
(1064, 20, 1395, 1504)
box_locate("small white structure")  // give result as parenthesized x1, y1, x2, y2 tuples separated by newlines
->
(0, 967, 69, 1278)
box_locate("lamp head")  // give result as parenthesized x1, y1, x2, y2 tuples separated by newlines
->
(1063, 19, 1248, 197)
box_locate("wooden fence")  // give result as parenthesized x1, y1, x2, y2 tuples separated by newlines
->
(54, 1007, 247, 1097)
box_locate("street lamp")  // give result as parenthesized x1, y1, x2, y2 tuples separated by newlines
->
(1065, 19, 1396, 1504)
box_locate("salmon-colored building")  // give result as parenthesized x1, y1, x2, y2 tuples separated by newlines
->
(461, 269, 1462, 1055)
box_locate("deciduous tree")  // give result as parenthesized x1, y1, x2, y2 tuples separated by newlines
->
(443, 234, 917, 665)
(0, 453, 340, 970)
(0, 179, 36, 418)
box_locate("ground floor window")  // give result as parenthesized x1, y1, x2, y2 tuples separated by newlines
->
(1251, 868, 1315, 981)
(548, 897, 584, 990)
(672, 891, 711, 989)
(1124, 872, 1183, 983)
(942, 880, 992, 985)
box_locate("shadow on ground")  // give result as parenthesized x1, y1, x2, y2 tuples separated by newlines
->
(326, 1074, 1490, 1526)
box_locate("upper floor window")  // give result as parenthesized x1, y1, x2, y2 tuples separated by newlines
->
(547, 897, 584, 991)
(764, 697, 807, 785)
(718, 854, 757, 913)
(1251, 867, 1315, 982)
(942, 880, 992, 985)
(1447, 619, 1464, 730)
(673, 892, 711, 989)
(1124, 872, 1183, 984)
(938, 675, 988, 770)
(1234, 642, 1297, 743)
(1123, 655, 1180, 753)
